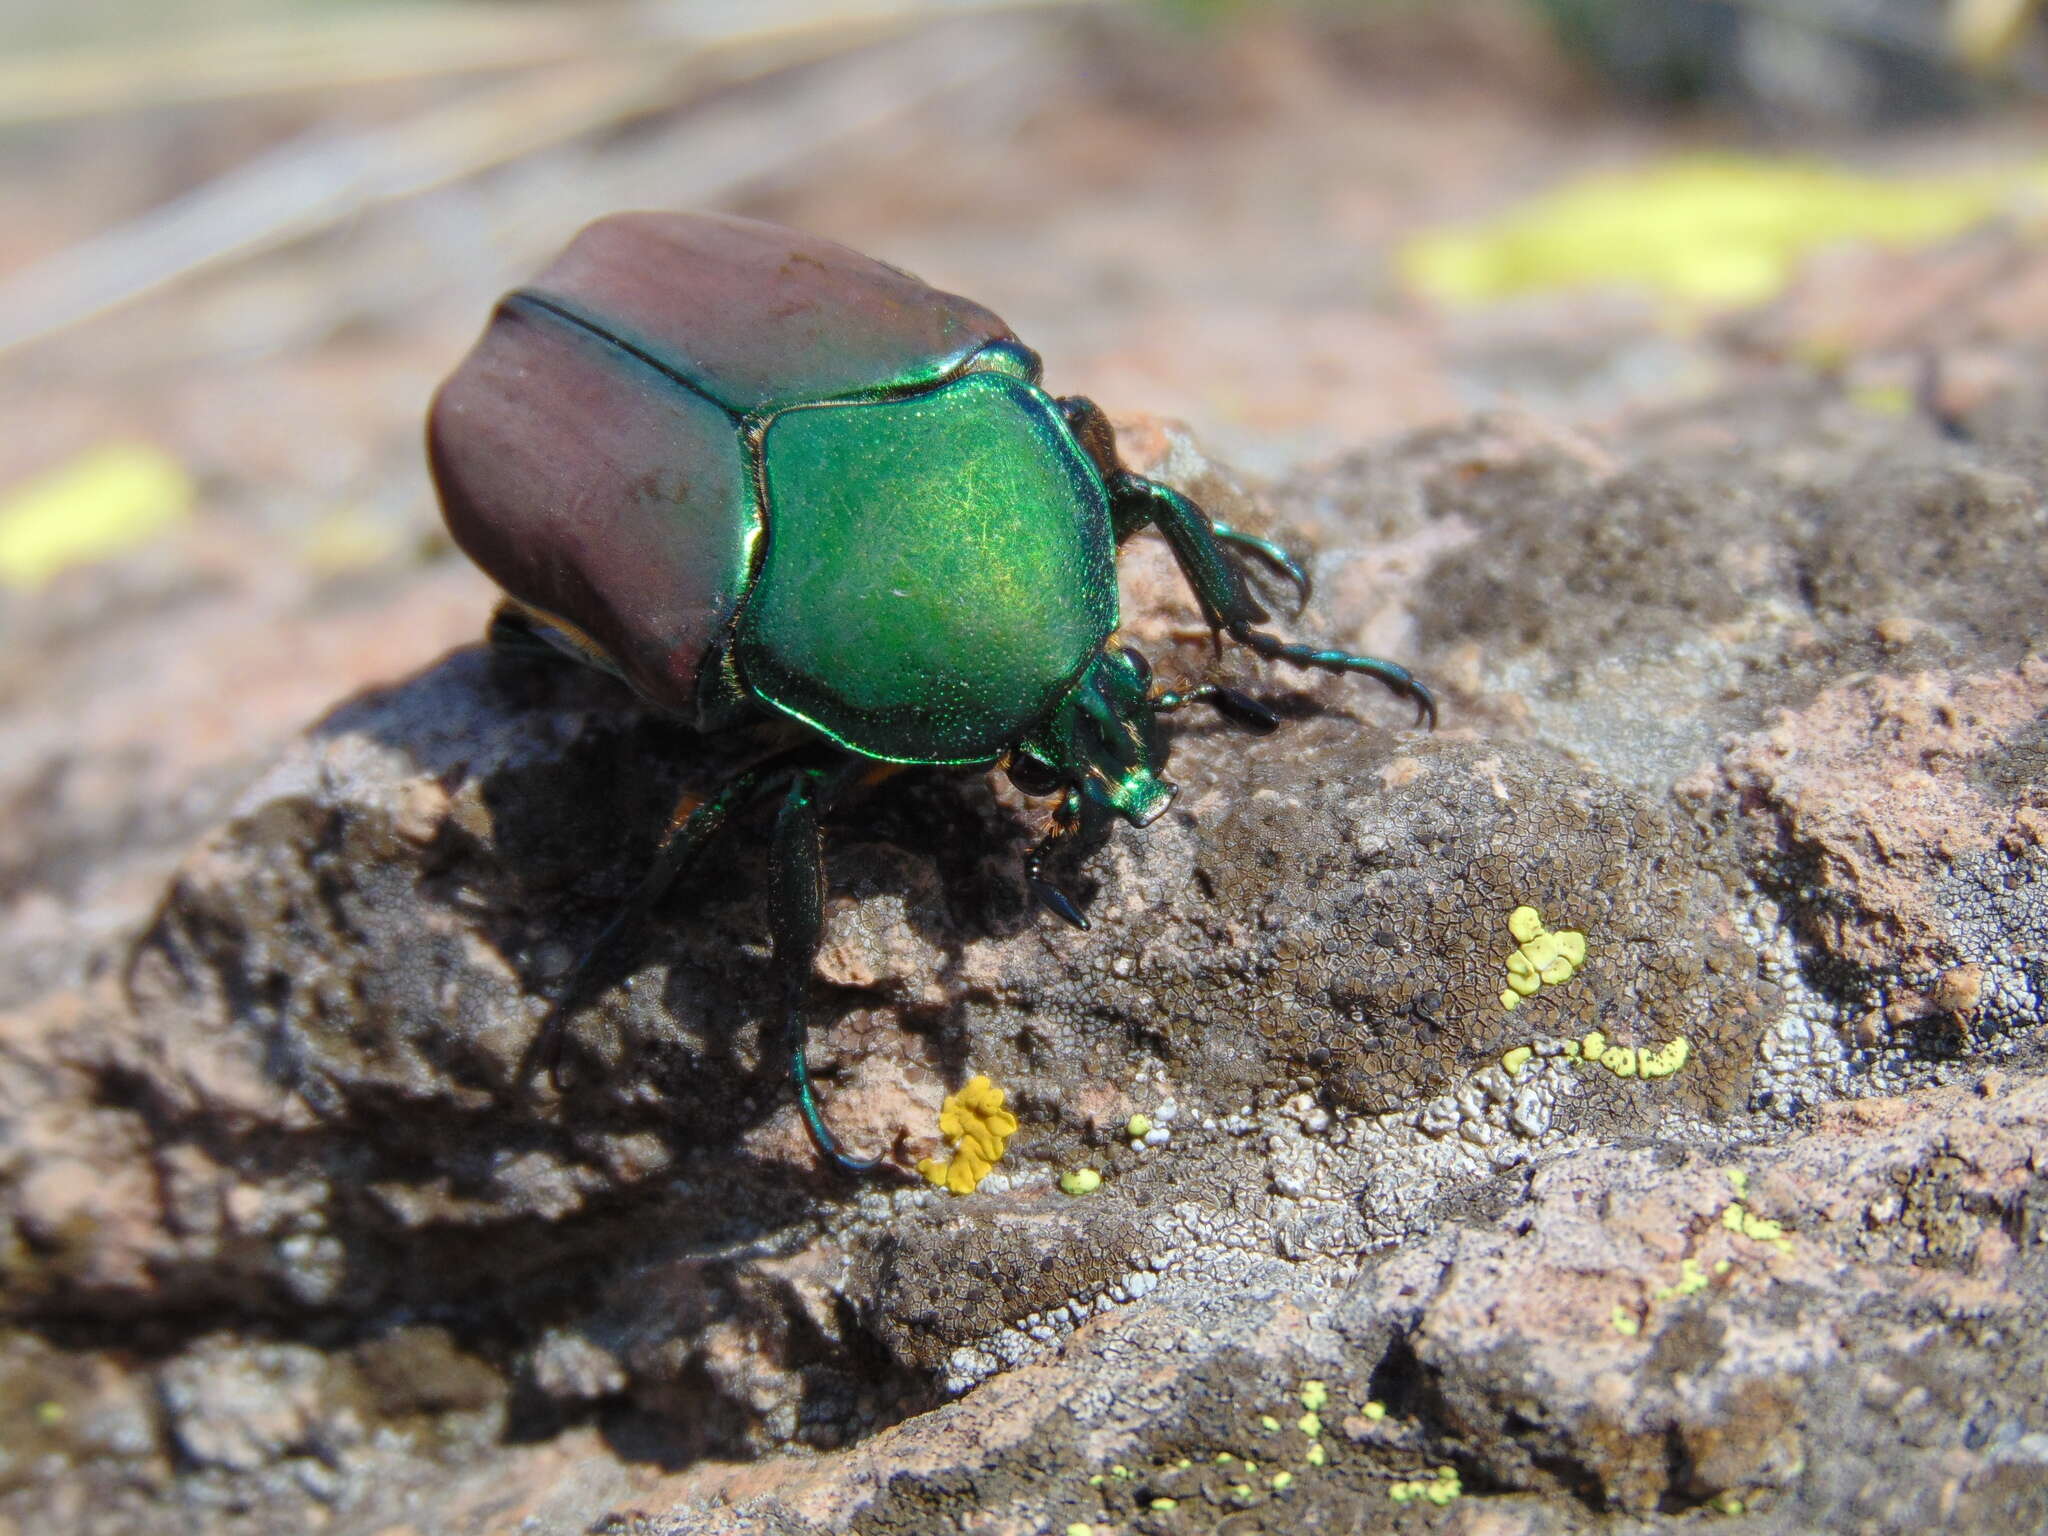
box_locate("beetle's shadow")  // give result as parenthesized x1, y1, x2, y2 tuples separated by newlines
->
(317, 642, 1081, 1152)
(316, 643, 1360, 1163)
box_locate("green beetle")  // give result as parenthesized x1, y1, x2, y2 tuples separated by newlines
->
(429, 213, 1433, 1172)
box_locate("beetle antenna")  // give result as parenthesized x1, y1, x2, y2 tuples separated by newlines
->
(1025, 790, 1091, 930)
(1152, 684, 1280, 735)
(1024, 798, 1105, 933)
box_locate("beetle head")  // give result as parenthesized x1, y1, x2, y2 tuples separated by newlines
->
(1015, 640, 1175, 828)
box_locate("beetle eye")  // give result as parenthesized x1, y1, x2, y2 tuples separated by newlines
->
(1122, 646, 1152, 687)
(1005, 752, 1063, 797)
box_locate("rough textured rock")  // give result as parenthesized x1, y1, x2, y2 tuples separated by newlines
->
(2, 366, 2046, 1533)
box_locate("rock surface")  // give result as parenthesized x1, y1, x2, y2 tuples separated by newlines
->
(3, 370, 2047, 1534)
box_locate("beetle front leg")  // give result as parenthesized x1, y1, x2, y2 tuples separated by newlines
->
(1057, 395, 1307, 613)
(769, 769, 882, 1175)
(1207, 522, 1311, 615)
(1115, 474, 1437, 728)
(1024, 789, 1090, 930)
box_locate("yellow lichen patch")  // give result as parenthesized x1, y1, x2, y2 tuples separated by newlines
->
(1059, 1167, 1102, 1197)
(1389, 1466, 1463, 1506)
(1270, 1470, 1294, 1491)
(1639, 1037, 1692, 1079)
(1722, 1202, 1788, 1245)
(1610, 1303, 1642, 1338)
(1718, 1171, 1794, 1254)
(1362, 1400, 1387, 1423)
(1299, 1379, 1328, 1412)
(1501, 1045, 1534, 1076)
(1305, 1442, 1327, 1467)
(301, 507, 406, 574)
(1297, 1411, 1322, 1437)
(1651, 1257, 1711, 1303)
(1576, 1028, 1692, 1082)
(0, 442, 193, 588)
(1125, 1113, 1152, 1140)
(1500, 906, 1587, 1011)
(916, 1075, 1019, 1194)
(1401, 153, 2030, 309)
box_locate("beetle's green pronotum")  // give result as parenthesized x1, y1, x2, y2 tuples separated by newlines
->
(429, 213, 1434, 1172)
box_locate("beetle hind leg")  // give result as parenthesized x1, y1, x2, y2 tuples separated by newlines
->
(521, 755, 790, 1093)
(770, 769, 882, 1174)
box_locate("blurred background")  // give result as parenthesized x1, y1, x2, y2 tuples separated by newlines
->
(5, 0, 2048, 999)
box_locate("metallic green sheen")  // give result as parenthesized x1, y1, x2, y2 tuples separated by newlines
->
(738, 372, 1117, 764)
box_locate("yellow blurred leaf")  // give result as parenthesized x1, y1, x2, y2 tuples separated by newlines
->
(1403, 154, 2034, 309)
(0, 442, 192, 587)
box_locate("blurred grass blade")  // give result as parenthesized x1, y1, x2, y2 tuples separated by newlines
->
(0, 1, 1088, 359)
(0, 5, 623, 124)
(0, 0, 1090, 124)
(0, 58, 677, 357)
